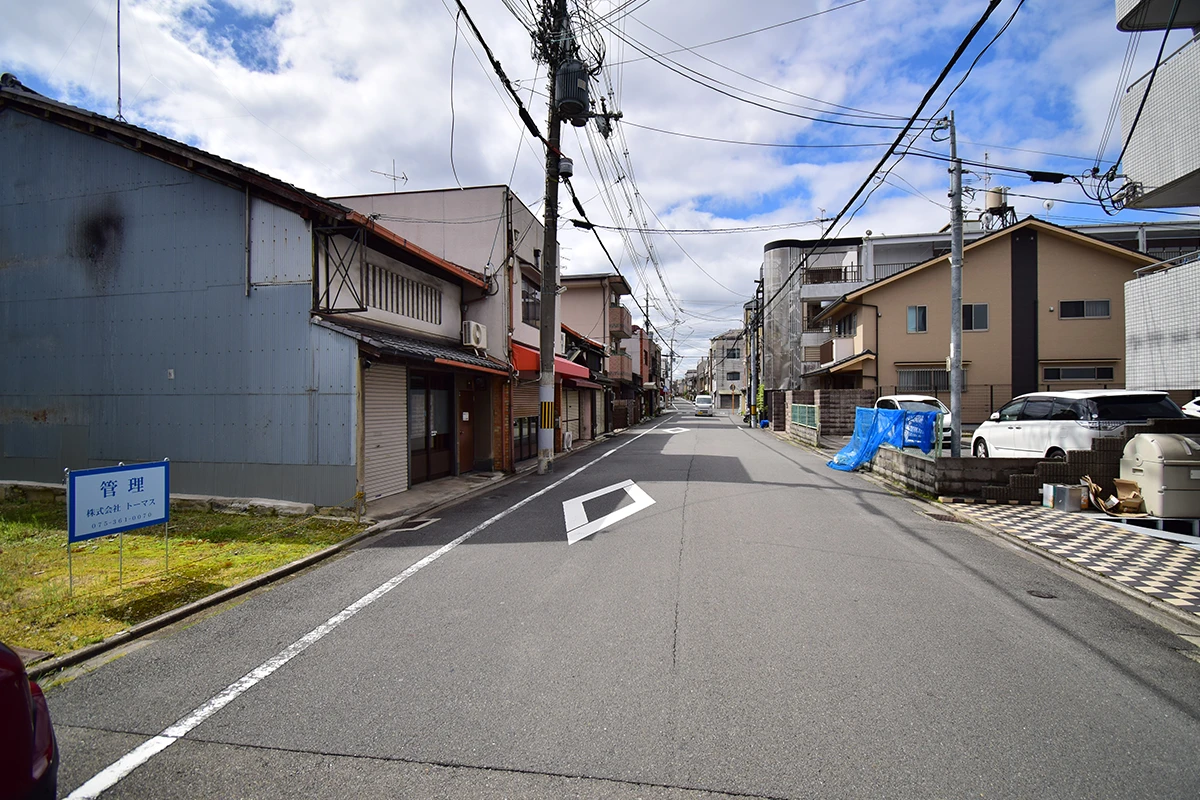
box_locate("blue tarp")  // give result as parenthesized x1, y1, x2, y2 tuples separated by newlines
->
(827, 408, 940, 471)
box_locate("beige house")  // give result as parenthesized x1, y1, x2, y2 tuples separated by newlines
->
(809, 218, 1157, 423)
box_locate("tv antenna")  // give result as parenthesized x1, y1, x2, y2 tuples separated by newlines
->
(115, 0, 125, 121)
(370, 159, 408, 192)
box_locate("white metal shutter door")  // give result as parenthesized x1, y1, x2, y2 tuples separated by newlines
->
(364, 363, 408, 500)
(565, 388, 581, 439)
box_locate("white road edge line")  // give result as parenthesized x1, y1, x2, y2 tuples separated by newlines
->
(66, 417, 673, 800)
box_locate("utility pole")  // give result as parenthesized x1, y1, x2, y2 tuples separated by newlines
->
(751, 278, 762, 426)
(536, 0, 568, 475)
(947, 111, 964, 457)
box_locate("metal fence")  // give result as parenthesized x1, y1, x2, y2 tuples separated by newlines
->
(791, 404, 819, 429)
(874, 384, 1125, 425)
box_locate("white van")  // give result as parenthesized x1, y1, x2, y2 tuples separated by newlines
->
(694, 394, 714, 417)
(970, 389, 1184, 459)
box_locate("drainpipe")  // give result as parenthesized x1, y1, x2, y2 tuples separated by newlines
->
(244, 186, 252, 297)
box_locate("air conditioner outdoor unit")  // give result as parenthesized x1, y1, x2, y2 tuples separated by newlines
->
(462, 320, 488, 349)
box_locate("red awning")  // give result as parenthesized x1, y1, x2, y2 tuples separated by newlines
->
(565, 377, 603, 390)
(511, 342, 591, 379)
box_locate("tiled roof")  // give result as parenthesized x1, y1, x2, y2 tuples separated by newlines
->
(315, 318, 511, 374)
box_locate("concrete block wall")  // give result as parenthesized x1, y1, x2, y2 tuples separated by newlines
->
(770, 391, 788, 431)
(783, 390, 820, 448)
(868, 450, 1042, 497)
(815, 389, 875, 436)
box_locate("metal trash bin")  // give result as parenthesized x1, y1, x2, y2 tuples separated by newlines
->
(1120, 434, 1200, 518)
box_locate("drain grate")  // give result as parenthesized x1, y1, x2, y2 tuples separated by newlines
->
(926, 513, 961, 523)
(1027, 589, 1058, 599)
(1042, 530, 1078, 539)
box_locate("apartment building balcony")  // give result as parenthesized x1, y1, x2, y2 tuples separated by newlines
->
(803, 317, 830, 334)
(1121, 34, 1200, 208)
(873, 261, 923, 280)
(609, 305, 633, 339)
(608, 351, 633, 382)
(802, 265, 861, 284)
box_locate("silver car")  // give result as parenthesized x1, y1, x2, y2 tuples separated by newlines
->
(694, 394, 714, 417)
(874, 394, 953, 446)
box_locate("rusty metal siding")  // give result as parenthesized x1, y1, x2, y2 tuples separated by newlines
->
(0, 110, 358, 506)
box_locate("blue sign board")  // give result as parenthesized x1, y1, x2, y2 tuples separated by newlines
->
(68, 462, 170, 543)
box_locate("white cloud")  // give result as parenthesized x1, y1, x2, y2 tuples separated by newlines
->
(2, 0, 1191, 373)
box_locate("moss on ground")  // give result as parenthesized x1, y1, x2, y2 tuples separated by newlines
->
(0, 498, 368, 655)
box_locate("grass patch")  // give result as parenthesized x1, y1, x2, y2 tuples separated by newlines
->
(0, 497, 368, 656)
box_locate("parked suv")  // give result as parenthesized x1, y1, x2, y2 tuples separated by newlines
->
(970, 389, 1184, 459)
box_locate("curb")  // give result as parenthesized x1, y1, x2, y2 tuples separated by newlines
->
(27, 518, 393, 680)
(25, 428, 618, 680)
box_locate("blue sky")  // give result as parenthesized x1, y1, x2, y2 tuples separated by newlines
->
(3, 0, 1195, 368)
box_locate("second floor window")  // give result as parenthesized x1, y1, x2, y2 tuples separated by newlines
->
(521, 277, 541, 326)
(725, 347, 740, 358)
(1060, 299, 1109, 319)
(907, 305, 927, 333)
(834, 312, 857, 337)
(963, 303, 989, 331)
(726, 371, 741, 381)
(365, 262, 442, 325)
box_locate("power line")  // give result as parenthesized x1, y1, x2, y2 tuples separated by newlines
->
(577, 6, 921, 130)
(758, 0, 1004, 322)
(570, 218, 828, 235)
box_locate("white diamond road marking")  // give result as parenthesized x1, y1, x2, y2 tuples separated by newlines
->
(663, 427, 687, 434)
(562, 479, 656, 545)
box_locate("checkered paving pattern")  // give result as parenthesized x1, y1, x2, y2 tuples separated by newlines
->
(957, 504, 1200, 616)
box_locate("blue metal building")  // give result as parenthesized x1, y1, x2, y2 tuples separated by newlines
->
(0, 76, 507, 507)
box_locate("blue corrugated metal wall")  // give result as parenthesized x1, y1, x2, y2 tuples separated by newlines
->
(0, 109, 357, 505)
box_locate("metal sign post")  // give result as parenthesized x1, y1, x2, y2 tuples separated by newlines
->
(66, 460, 170, 594)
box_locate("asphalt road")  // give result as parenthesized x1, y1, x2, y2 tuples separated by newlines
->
(49, 407, 1200, 798)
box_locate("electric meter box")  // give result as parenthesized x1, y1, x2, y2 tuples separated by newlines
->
(1120, 433, 1200, 518)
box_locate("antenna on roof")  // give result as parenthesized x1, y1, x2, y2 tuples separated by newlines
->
(115, 0, 125, 121)
(370, 159, 408, 192)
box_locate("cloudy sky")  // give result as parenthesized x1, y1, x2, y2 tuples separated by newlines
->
(4, 0, 1196, 371)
